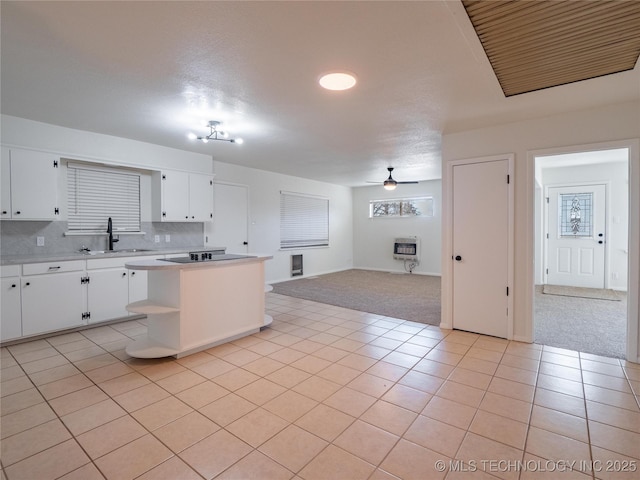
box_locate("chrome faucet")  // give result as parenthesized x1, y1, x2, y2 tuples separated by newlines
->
(107, 217, 119, 251)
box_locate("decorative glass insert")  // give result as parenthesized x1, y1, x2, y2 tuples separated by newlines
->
(370, 197, 434, 218)
(559, 193, 593, 237)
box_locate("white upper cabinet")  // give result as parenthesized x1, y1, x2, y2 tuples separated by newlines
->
(1, 148, 60, 220)
(188, 173, 215, 221)
(152, 170, 213, 222)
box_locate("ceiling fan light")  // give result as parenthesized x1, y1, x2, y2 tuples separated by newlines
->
(187, 132, 197, 140)
(383, 180, 397, 191)
(319, 72, 357, 91)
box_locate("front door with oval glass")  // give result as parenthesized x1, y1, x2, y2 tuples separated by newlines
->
(546, 184, 606, 288)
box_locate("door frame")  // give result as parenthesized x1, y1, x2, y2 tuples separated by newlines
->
(525, 139, 639, 363)
(441, 154, 515, 339)
(543, 181, 609, 288)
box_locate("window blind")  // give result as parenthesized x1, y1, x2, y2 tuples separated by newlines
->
(280, 191, 329, 248)
(67, 164, 141, 232)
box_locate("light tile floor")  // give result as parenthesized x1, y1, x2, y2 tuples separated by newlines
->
(1, 293, 639, 480)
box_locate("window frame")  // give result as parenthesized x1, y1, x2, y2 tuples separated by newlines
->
(67, 162, 142, 234)
(369, 196, 434, 219)
(280, 191, 329, 249)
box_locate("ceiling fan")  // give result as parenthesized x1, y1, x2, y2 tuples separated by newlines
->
(369, 167, 419, 190)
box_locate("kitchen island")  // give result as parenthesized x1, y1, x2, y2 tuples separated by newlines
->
(123, 253, 272, 358)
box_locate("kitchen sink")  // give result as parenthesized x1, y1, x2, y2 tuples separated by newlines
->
(82, 249, 155, 255)
(112, 249, 154, 253)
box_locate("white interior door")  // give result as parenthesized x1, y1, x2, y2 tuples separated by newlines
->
(452, 159, 510, 338)
(209, 183, 249, 254)
(546, 184, 606, 288)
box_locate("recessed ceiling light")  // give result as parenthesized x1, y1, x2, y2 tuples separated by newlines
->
(319, 72, 357, 91)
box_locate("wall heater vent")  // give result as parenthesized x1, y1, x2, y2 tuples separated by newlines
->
(291, 254, 303, 277)
(393, 237, 419, 261)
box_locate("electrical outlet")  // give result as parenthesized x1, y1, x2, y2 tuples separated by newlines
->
(36, 236, 45, 247)
(165, 234, 171, 243)
(154, 235, 160, 243)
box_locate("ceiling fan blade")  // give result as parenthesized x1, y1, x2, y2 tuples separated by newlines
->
(397, 181, 419, 184)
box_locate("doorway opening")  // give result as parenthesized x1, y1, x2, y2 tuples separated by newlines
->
(534, 148, 629, 358)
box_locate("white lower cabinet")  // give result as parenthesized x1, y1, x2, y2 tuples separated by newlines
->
(128, 269, 148, 306)
(21, 271, 85, 336)
(87, 268, 129, 323)
(2, 254, 165, 341)
(1, 273, 22, 341)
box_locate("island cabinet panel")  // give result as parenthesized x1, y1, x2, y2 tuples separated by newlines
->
(178, 261, 265, 351)
(124, 255, 271, 359)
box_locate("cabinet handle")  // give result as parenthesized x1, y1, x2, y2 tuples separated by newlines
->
(122, 272, 127, 277)
(131, 271, 136, 276)
(2, 211, 7, 215)
(15, 211, 21, 215)
(185, 215, 189, 219)
(48, 266, 61, 271)
(24, 282, 30, 286)
(11, 283, 16, 288)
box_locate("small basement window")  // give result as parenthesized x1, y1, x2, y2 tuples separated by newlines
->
(67, 163, 141, 233)
(280, 191, 329, 248)
(369, 196, 434, 218)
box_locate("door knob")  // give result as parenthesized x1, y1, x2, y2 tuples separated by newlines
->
(455, 255, 462, 261)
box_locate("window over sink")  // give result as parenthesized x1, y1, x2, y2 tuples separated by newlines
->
(67, 163, 141, 233)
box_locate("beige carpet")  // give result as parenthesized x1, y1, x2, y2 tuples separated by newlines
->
(272, 269, 441, 325)
(542, 284, 621, 301)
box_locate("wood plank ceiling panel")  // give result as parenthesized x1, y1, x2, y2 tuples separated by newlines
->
(462, 0, 640, 96)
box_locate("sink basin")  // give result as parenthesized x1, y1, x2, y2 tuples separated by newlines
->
(81, 249, 154, 255)
(112, 249, 154, 253)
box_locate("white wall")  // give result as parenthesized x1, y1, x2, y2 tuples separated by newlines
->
(209, 161, 353, 284)
(352, 181, 441, 275)
(1, 115, 212, 173)
(441, 101, 640, 362)
(539, 161, 628, 291)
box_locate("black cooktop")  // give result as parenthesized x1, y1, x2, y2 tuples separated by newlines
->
(160, 254, 256, 264)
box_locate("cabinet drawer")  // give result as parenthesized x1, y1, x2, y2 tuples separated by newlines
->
(1, 265, 21, 277)
(22, 260, 85, 276)
(87, 257, 126, 270)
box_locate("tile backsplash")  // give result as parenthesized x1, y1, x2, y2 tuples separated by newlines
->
(0, 221, 204, 256)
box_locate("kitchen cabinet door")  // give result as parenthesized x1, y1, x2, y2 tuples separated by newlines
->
(159, 170, 190, 221)
(1, 277, 22, 341)
(8, 148, 59, 220)
(188, 173, 214, 222)
(87, 268, 129, 323)
(152, 170, 214, 222)
(21, 272, 84, 336)
(128, 268, 148, 306)
(1, 147, 11, 219)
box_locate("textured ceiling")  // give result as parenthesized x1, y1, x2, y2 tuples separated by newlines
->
(1, 1, 639, 186)
(462, 0, 640, 96)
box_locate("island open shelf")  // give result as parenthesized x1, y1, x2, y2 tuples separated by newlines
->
(123, 254, 273, 358)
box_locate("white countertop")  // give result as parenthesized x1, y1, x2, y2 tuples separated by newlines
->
(0, 246, 225, 266)
(124, 254, 273, 270)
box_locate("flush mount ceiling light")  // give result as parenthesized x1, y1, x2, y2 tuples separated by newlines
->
(318, 72, 357, 91)
(188, 121, 243, 144)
